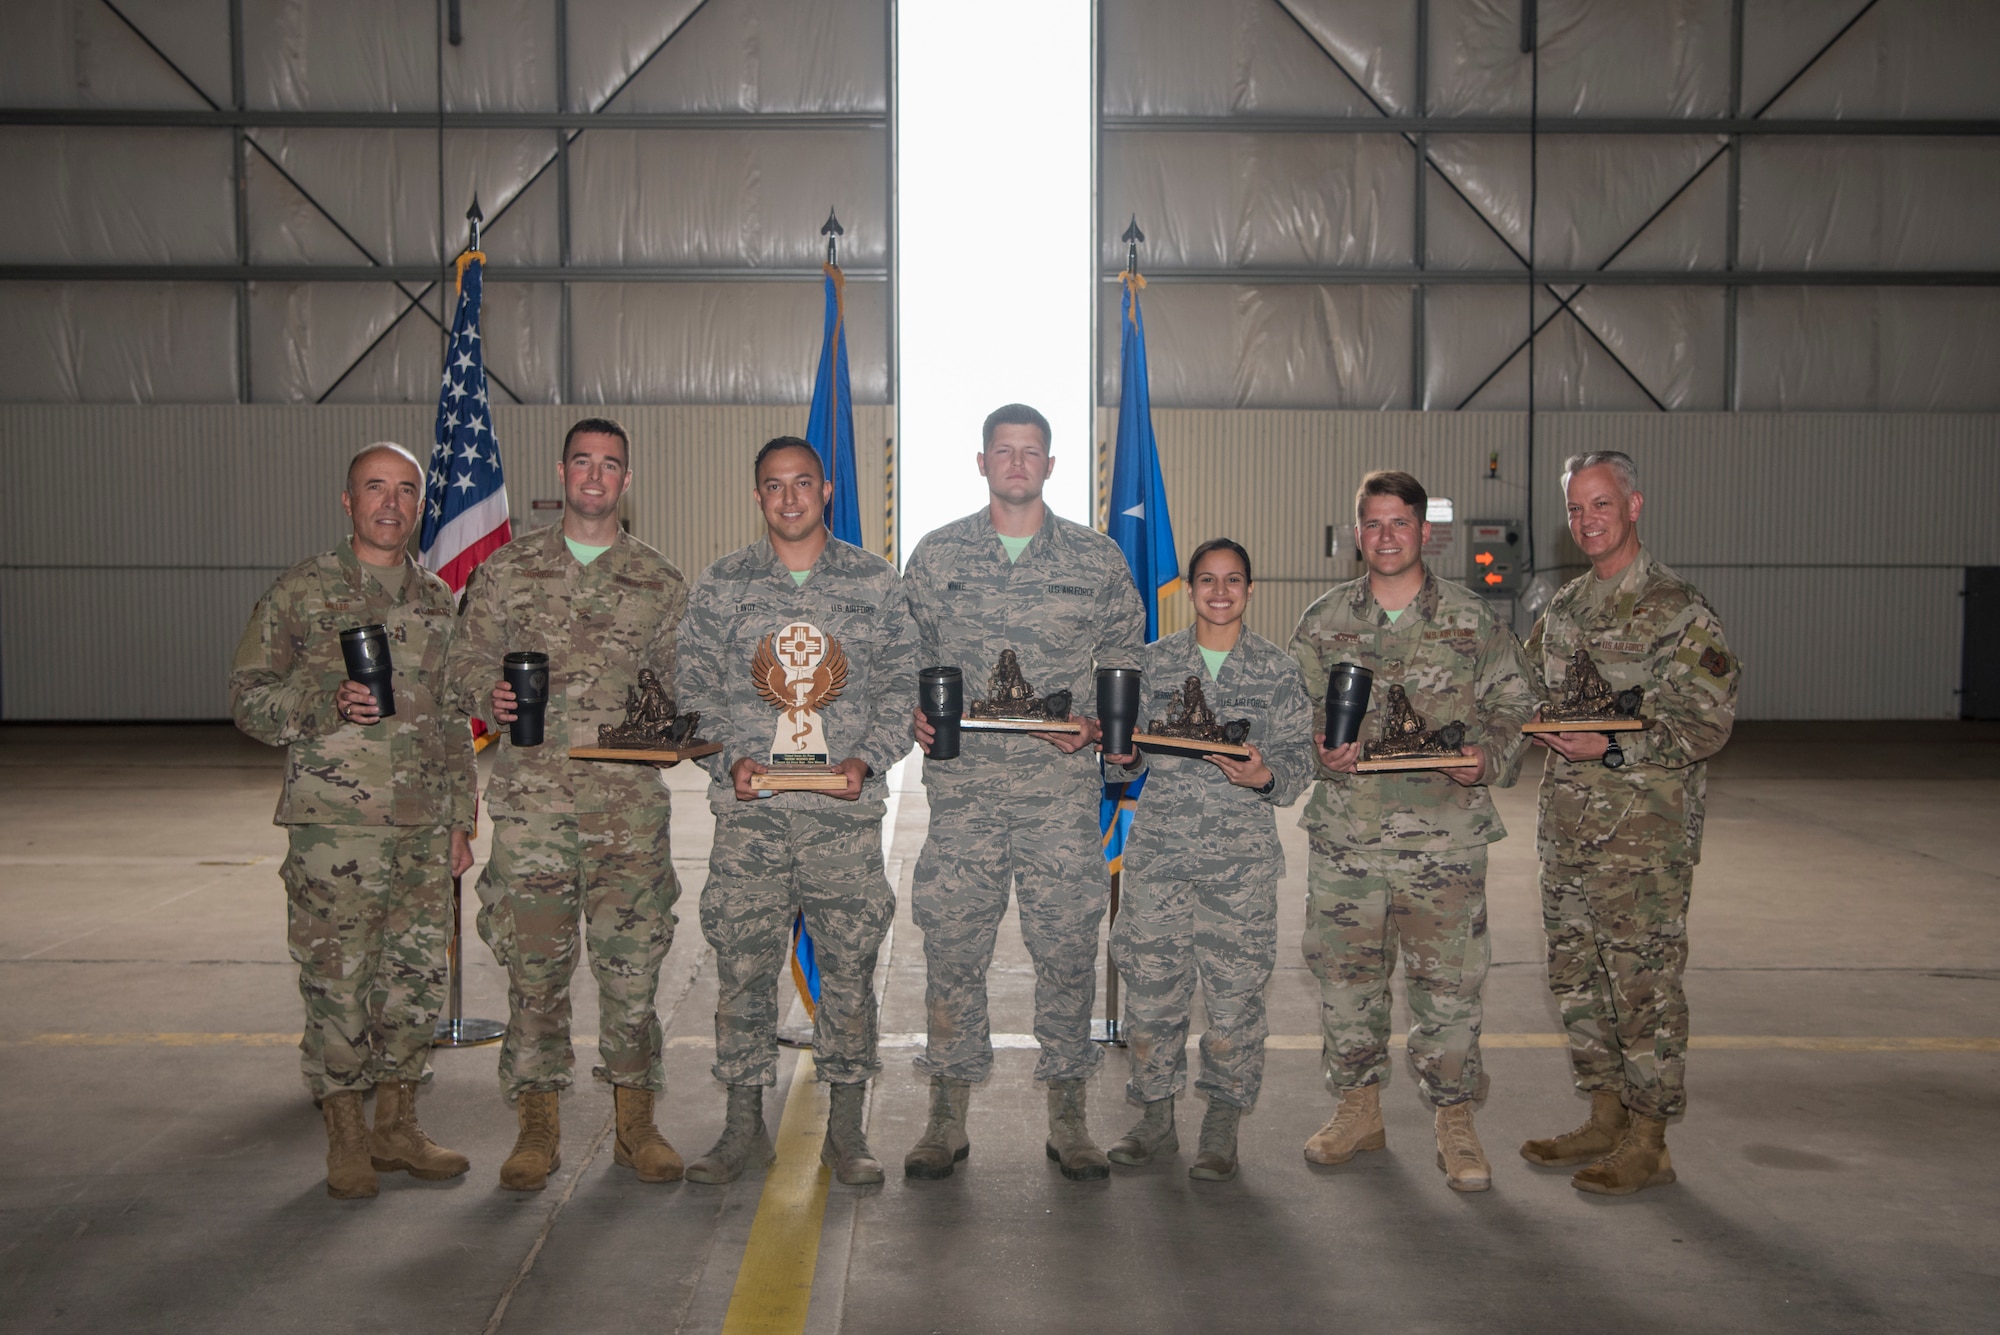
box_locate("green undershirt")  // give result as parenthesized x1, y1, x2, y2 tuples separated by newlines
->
(998, 534, 1032, 562)
(566, 537, 611, 565)
(1383, 606, 1405, 624)
(790, 570, 811, 585)
(1199, 645, 1230, 680)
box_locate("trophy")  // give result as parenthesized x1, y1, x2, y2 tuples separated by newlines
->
(339, 625, 396, 719)
(1131, 675, 1254, 759)
(959, 649, 1083, 734)
(918, 666, 964, 761)
(1520, 648, 1647, 769)
(568, 666, 721, 764)
(1353, 684, 1480, 773)
(747, 621, 851, 791)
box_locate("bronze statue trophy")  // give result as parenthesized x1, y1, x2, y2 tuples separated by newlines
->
(959, 649, 1084, 735)
(747, 621, 852, 791)
(1353, 684, 1481, 773)
(1131, 675, 1255, 760)
(569, 668, 722, 764)
(1520, 648, 1647, 768)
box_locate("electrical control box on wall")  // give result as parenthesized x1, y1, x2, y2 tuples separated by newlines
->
(1467, 518, 1524, 594)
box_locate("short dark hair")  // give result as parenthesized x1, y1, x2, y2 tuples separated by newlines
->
(1355, 469, 1427, 522)
(1187, 537, 1252, 586)
(563, 417, 629, 463)
(753, 435, 823, 482)
(981, 403, 1051, 450)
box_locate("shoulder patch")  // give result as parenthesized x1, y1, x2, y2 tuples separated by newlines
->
(1699, 646, 1731, 678)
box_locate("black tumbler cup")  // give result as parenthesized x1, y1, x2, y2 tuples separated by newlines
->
(339, 624, 396, 719)
(1097, 667, 1143, 757)
(503, 651, 551, 747)
(1324, 661, 1373, 748)
(919, 666, 964, 761)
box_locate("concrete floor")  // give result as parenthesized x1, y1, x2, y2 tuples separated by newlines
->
(0, 721, 1996, 1333)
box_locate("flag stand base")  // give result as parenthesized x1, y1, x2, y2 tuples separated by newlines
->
(1090, 1019, 1125, 1047)
(433, 1017, 505, 1047)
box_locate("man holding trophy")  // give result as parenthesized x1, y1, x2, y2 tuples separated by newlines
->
(230, 442, 475, 1199)
(676, 436, 918, 1186)
(902, 403, 1146, 1182)
(1288, 470, 1535, 1192)
(1520, 450, 1738, 1195)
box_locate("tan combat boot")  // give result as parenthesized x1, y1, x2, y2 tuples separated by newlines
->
(685, 1085, 775, 1186)
(1434, 1100, 1492, 1192)
(1572, 1113, 1676, 1195)
(1303, 1083, 1385, 1165)
(903, 1077, 972, 1180)
(612, 1085, 684, 1183)
(1045, 1080, 1111, 1181)
(321, 1090, 379, 1199)
(499, 1090, 562, 1191)
(1521, 1090, 1629, 1168)
(371, 1080, 470, 1181)
(1108, 1096, 1178, 1167)
(1189, 1101, 1241, 1182)
(821, 1082, 885, 1186)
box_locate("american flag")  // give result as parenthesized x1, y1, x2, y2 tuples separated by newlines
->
(420, 253, 511, 594)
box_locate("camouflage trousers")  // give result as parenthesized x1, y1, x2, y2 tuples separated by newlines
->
(1541, 862, 1693, 1120)
(1303, 841, 1490, 1108)
(702, 803, 894, 1087)
(281, 823, 452, 1100)
(474, 806, 678, 1100)
(912, 788, 1109, 1084)
(1110, 873, 1277, 1110)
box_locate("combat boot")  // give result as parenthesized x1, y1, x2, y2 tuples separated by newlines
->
(821, 1082, 885, 1186)
(499, 1090, 561, 1192)
(1303, 1083, 1385, 1165)
(612, 1085, 684, 1183)
(1571, 1113, 1676, 1195)
(370, 1080, 470, 1181)
(903, 1077, 972, 1179)
(1189, 1101, 1241, 1182)
(1434, 1100, 1492, 1192)
(685, 1085, 775, 1185)
(1107, 1096, 1178, 1166)
(1045, 1080, 1110, 1181)
(321, 1090, 378, 1199)
(1521, 1090, 1629, 1168)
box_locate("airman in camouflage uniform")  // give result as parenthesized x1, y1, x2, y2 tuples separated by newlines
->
(675, 436, 918, 1186)
(231, 442, 475, 1198)
(1289, 471, 1535, 1192)
(1521, 450, 1738, 1196)
(447, 418, 688, 1189)
(1101, 539, 1316, 1181)
(903, 404, 1146, 1182)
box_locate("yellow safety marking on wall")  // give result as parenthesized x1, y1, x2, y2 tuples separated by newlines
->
(720, 1053, 831, 1335)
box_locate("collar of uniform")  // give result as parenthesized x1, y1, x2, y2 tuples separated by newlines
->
(336, 534, 413, 603)
(974, 502, 1060, 560)
(1581, 542, 1655, 614)
(1347, 565, 1440, 626)
(748, 532, 847, 581)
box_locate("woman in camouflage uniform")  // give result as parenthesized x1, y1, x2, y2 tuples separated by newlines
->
(1100, 540, 1315, 1181)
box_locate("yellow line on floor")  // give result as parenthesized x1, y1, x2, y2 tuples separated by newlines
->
(721, 1052, 831, 1335)
(6, 1032, 2000, 1055)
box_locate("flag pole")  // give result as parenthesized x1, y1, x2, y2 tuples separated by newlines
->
(434, 196, 505, 1049)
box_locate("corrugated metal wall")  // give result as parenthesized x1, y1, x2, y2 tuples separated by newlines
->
(1097, 409, 2000, 720)
(0, 404, 891, 719)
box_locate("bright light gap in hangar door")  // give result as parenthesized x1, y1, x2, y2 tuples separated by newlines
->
(895, 3, 1094, 561)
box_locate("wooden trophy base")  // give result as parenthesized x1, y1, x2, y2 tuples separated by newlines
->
(1133, 732, 1254, 761)
(570, 740, 723, 764)
(1355, 752, 1482, 773)
(752, 765, 851, 792)
(960, 717, 1084, 735)
(1522, 718, 1646, 735)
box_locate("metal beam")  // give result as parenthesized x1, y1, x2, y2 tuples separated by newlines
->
(0, 108, 887, 131)
(2, 265, 890, 282)
(1095, 268, 2000, 287)
(1098, 115, 1997, 136)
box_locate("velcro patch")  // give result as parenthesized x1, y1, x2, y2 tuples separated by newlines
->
(1699, 646, 1731, 678)
(1047, 584, 1091, 596)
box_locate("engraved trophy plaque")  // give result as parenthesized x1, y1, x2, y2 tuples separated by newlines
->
(1132, 675, 1255, 759)
(960, 649, 1083, 734)
(749, 621, 852, 791)
(1353, 684, 1480, 773)
(1520, 648, 1647, 769)
(568, 667, 721, 764)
